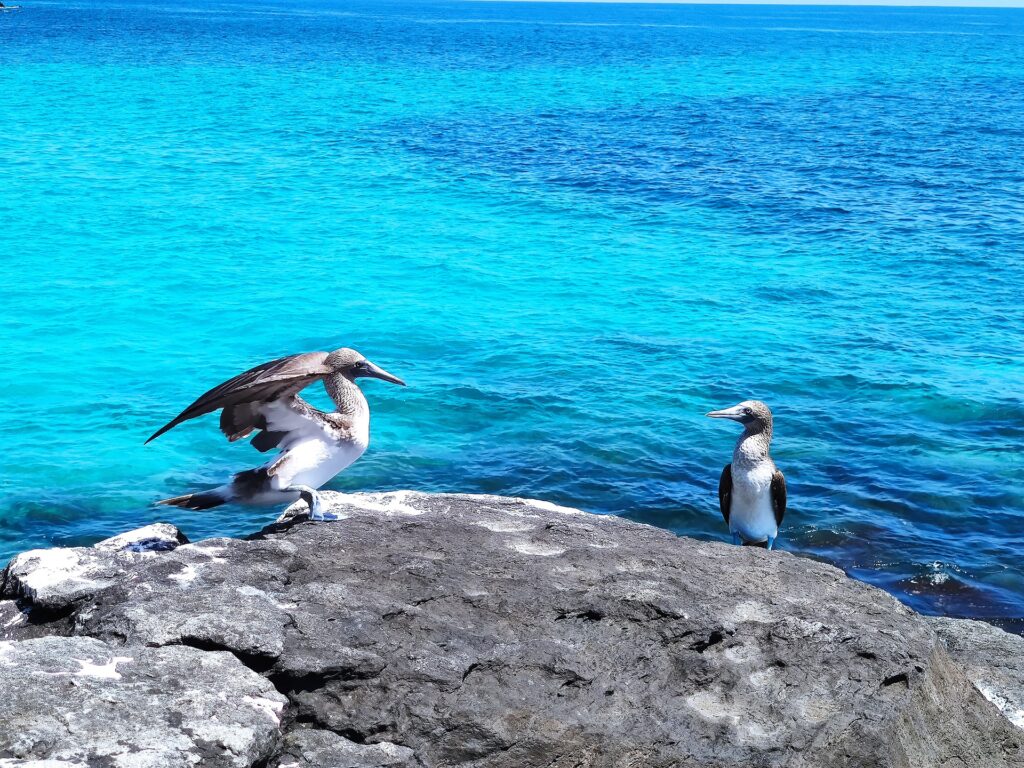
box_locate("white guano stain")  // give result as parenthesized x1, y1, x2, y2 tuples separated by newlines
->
(749, 668, 779, 688)
(510, 541, 566, 557)
(687, 689, 779, 746)
(724, 644, 761, 664)
(977, 684, 1024, 730)
(168, 564, 199, 586)
(340, 490, 423, 517)
(243, 695, 285, 725)
(0, 641, 17, 666)
(10, 549, 96, 593)
(236, 585, 272, 600)
(176, 543, 228, 563)
(686, 690, 740, 723)
(74, 656, 133, 680)
(473, 519, 536, 533)
(730, 601, 774, 624)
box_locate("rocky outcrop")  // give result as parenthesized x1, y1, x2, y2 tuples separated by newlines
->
(1, 491, 1021, 767)
(928, 616, 1024, 732)
(0, 637, 285, 768)
(3, 523, 187, 615)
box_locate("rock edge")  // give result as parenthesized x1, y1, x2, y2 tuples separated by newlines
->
(0, 490, 1021, 768)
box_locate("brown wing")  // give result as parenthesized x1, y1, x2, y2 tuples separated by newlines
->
(145, 352, 331, 443)
(718, 464, 732, 526)
(771, 470, 786, 526)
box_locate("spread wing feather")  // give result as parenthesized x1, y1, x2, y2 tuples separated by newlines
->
(771, 470, 786, 526)
(718, 464, 732, 526)
(145, 352, 332, 443)
(250, 429, 289, 453)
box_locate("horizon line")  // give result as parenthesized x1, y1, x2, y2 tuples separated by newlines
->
(471, 0, 1024, 8)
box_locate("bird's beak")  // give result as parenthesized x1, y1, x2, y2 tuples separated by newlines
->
(706, 405, 745, 421)
(363, 360, 406, 387)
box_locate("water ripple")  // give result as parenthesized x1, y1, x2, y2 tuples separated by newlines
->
(1, 0, 1023, 628)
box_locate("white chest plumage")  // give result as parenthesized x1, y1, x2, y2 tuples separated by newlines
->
(275, 437, 367, 490)
(265, 406, 370, 492)
(730, 458, 778, 543)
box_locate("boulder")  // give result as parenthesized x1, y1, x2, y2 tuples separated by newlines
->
(0, 492, 1021, 767)
(1, 522, 188, 616)
(0, 635, 285, 767)
(94, 522, 189, 553)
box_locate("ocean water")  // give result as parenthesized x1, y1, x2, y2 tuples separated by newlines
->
(1, 0, 1023, 629)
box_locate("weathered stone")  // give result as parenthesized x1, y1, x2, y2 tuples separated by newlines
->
(928, 615, 1024, 731)
(75, 537, 295, 662)
(275, 729, 418, 768)
(1, 547, 130, 613)
(0, 601, 26, 637)
(94, 522, 189, 553)
(1, 492, 1021, 767)
(1, 523, 188, 614)
(0, 635, 286, 767)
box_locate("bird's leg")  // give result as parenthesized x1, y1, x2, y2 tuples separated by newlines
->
(731, 531, 741, 546)
(287, 485, 340, 522)
(766, 536, 776, 551)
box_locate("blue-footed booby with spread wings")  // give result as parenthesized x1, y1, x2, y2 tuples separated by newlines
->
(707, 400, 786, 550)
(147, 347, 405, 520)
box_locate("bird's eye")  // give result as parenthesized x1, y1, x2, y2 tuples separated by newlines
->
(744, 408, 753, 416)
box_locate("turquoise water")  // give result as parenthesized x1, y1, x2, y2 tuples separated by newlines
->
(1, 0, 1023, 628)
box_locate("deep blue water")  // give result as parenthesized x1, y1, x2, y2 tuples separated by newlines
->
(1, 0, 1023, 629)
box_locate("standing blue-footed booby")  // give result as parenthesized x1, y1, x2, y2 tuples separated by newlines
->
(147, 348, 405, 520)
(707, 400, 786, 550)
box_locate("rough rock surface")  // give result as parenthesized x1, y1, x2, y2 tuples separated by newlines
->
(1, 491, 1021, 768)
(0, 636, 285, 767)
(928, 616, 1024, 731)
(277, 729, 418, 768)
(2, 522, 189, 616)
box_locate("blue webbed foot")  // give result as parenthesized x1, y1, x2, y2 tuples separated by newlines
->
(731, 531, 741, 546)
(766, 536, 776, 551)
(312, 511, 342, 522)
(287, 485, 336, 522)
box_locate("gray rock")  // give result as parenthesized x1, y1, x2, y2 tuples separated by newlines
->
(0, 635, 286, 767)
(275, 729, 418, 768)
(2, 545, 134, 613)
(1, 523, 188, 614)
(928, 616, 1024, 731)
(0, 600, 28, 639)
(94, 522, 189, 553)
(2, 492, 1022, 767)
(74, 537, 296, 662)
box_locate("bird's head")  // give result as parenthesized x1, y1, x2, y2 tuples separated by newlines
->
(706, 400, 772, 432)
(327, 348, 406, 386)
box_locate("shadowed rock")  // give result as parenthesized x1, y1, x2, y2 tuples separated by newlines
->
(277, 728, 418, 767)
(1, 491, 1021, 767)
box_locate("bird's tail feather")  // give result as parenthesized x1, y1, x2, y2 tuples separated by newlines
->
(156, 487, 231, 511)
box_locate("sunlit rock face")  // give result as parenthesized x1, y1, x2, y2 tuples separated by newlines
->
(1, 491, 1022, 767)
